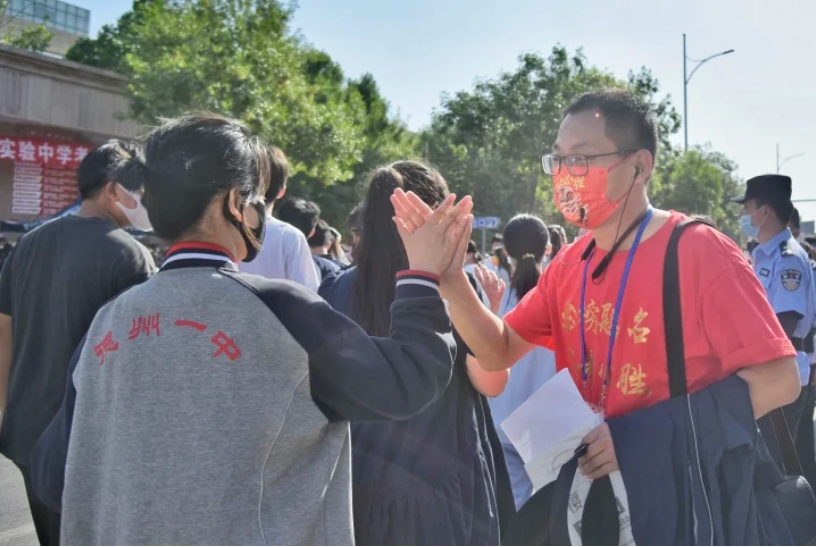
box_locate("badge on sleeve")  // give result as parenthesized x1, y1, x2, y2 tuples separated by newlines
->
(781, 269, 803, 291)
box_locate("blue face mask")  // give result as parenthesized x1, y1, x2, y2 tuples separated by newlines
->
(740, 207, 765, 239)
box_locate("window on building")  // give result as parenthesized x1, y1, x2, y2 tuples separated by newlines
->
(8, 0, 90, 36)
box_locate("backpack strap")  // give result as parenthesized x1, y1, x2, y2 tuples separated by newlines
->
(663, 218, 712, 398)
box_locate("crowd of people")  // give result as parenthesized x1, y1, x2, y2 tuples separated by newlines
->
(0, 88, 813, 546)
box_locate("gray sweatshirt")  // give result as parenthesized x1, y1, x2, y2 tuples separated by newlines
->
(31, 247, 456, 545)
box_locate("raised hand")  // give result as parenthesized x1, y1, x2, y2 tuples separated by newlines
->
(393, 194, 474, 277)
(390, 188, 434, 234)
(475, 265, 505, 315)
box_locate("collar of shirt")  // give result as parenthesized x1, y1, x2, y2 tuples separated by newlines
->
(160, 242, 239, 272)
(754, 228, 793, 259)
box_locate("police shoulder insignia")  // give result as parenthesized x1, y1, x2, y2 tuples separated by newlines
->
(781, 269, 803, 291)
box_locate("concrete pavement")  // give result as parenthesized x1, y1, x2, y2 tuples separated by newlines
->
(0, 457, 37, 546)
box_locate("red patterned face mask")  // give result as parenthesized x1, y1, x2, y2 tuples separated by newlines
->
(552, 159, 629, 229)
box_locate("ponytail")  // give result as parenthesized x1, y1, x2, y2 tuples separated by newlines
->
(503, 214, 549, 301)
(512, 253, 540, 300)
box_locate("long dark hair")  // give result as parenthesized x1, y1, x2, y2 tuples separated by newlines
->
(353, 161, 449, 336)
(503, 214, 549, 301)
(140, 113, 270, 244)
(548, 225, 566, 259)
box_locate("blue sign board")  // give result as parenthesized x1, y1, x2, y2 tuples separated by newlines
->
(472, 216, 501, 230)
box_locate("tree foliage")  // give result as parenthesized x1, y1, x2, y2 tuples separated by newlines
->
(651, 145, 743, 238)
(0, 0, 52, 52)
(67, 10, 742, 238)
(423, 46, 743, 240)
(65, 0, 415, 229)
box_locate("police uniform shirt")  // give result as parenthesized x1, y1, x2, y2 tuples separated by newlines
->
(752, 227, 816, 385)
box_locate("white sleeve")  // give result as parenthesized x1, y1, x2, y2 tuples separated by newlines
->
(285, 230, 321, 292)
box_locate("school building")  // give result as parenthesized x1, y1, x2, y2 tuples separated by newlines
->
(0, 43, 138, 223)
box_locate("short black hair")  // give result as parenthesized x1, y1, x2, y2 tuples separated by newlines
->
(277, 198, 321, 237)
(790, 206, 801, 229)
(307, 219, 333, 248)
(265, 146, 289, 203)
(565, 89, 659, 160)
(77, 140, 144, 199)
(141, 113, 269, 242)
(756, 197, 794, 224)
(491, 234, 503, 244)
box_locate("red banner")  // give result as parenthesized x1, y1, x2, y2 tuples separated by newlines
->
(0, 137, 91, 169)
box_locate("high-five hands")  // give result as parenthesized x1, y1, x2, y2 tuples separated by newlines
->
(392, 192, 474, 277)
(391, 189, 473, 277)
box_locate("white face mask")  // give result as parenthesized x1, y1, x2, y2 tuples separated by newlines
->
(116, 184, 152, 232)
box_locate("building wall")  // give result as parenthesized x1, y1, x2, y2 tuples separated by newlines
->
(0, 46, 142, 223)
(0, 45, 140, 139)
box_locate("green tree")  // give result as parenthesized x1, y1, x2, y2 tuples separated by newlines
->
(652, 145, 744, 239)
(66, 0, 362, 186)
(64, 0, 167, 71)
(65, 0, 415, 229)
(0, 0, 52, 52)
(287, 73, 418, 231)
(423, 46, 741, 240)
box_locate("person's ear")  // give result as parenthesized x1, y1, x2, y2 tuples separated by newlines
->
(103, 181, 119, 202)
(632, 150, 653, 183)
(227, 188, 244, 222)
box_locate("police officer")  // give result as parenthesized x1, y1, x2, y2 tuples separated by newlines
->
(734, 175, 816, 435)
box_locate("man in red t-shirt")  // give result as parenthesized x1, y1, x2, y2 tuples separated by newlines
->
(391, 89, 799, 480)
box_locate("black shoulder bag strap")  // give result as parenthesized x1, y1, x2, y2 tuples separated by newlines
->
(663, 218, 802, 476)
(663, 218, 710, 397)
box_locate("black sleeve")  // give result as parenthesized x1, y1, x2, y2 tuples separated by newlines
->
(231, 272, 456, 422)
(29, 336, 84, 513)
(112, 243, 156, 296)
(776, 311, 803, 339)
(0, 245, 16, 316)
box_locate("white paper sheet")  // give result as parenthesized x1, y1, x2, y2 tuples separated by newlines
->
(500, 369, 636, 546)
(501, 369, 602, 466)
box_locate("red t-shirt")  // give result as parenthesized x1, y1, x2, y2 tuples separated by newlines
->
(505, 211, 795, 419)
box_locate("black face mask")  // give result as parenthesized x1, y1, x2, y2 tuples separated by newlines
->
(223, 196, 266, 263)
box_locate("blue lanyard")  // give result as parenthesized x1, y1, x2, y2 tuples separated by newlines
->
(579, 208, 653, 410)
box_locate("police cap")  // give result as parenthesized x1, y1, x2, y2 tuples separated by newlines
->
(731, 174, 792, 204)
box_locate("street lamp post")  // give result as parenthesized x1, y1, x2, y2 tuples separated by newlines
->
(683, 34, 734, 152)
(776, 143, 804, 173)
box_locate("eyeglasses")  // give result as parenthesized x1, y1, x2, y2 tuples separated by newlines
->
(541, 150, 634, 176)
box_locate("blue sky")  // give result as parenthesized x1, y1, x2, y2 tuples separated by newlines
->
(72, 0, 816, 223)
